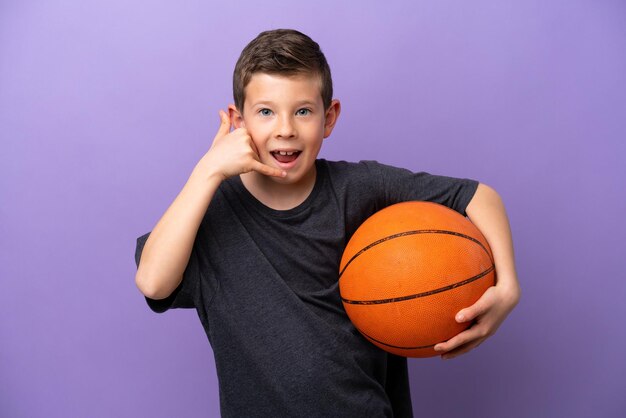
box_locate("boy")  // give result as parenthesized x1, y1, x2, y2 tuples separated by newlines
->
(134, 29, 520, 417)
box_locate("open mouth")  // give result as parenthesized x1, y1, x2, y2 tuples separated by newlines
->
(271, 150, 301, 164)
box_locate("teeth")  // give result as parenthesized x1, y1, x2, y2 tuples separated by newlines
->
(277, 151, 296, 156)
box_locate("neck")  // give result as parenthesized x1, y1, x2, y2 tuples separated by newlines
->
(240, 165, 317, 211)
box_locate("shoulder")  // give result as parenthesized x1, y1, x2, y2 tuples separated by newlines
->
(322, 160, 423, 193)
(318, 159, 411, 203)
(319, 159, 403, 179)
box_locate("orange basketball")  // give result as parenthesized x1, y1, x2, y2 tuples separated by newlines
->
(339, 201, 495, 358)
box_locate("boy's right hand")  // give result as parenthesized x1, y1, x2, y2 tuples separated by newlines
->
(193, 110, 286, 182)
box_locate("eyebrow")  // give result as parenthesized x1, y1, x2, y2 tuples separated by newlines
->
(251, 100, 319, 108)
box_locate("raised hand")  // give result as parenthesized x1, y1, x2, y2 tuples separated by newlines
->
(193, 110, 286, 182)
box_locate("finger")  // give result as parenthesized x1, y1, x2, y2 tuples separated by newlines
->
(433, 324, 484, 353)
(216, 110, 231, 137)
(441, 338, 485, 360)
(455, 288, 494, 323)
(250, 160, 286, 178)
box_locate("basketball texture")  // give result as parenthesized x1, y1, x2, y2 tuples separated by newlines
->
(339, 201, 495, 358)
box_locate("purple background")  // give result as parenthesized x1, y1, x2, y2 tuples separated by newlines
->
(2, 1, 625, 417)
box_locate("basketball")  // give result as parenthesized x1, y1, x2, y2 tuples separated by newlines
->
(339, 201, 495, 358)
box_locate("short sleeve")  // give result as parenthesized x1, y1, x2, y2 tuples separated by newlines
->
(364, 161, 479, 216)
(134, 232, 201, 313)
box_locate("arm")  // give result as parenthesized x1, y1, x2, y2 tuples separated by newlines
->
(135, 110, 284, 300)
(134, 170, 220, 300)
(433, 183, 521, 359)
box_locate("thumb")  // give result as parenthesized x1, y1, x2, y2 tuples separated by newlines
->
(457, 285, 498, 323)
(455, 294, 490, 323)
(216, 110, 231, 137)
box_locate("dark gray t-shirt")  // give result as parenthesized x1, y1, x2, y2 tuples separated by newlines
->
(135, 159, 478, 418)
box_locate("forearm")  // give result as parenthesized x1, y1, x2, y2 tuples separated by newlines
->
(135, 166, 222, 300)
(433, 183, 520, 358)
(465, 183, 520, 299)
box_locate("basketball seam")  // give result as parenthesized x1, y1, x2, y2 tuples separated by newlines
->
(341, 265, 494, 305)
(357, 327, 436, 350)
(339, 229, 493, 279)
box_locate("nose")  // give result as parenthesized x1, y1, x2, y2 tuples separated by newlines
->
(275, 114, 296, 139)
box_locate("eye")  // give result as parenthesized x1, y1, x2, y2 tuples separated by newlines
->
(296, 108, 311, 116)
(259, 108, 273, 116)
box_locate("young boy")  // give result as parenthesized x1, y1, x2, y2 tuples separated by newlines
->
(134, 29, 520, 417)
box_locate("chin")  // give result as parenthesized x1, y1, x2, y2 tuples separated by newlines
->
(277, 171, 301, 184)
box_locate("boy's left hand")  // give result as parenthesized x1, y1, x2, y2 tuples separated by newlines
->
(433, 277, 520, 360)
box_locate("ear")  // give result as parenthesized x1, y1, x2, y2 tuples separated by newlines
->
(323, 99, 341, 138)
(228, 104, 245, 129)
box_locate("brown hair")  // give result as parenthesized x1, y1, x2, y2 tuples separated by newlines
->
(233, 29, 333, 112)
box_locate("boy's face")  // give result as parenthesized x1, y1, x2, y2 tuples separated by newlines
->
(229, 72, 340, 187)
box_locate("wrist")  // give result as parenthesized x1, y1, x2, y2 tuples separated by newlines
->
(495, 274, 521, 305)
(190, 156, 227, 184)
(186, 164, 224, 197)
